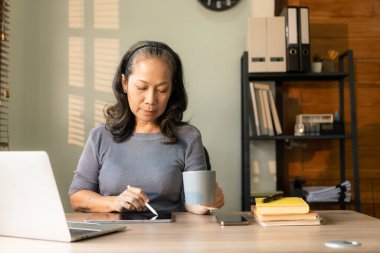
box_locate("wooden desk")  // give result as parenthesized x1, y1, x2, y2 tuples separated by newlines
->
(0, 210, 379, 252)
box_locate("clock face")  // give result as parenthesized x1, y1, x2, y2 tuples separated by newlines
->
(198, 0, 240, 12)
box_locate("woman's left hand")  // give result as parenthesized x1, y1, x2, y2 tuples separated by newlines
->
(185, 182, 225, 215)
(202, 182, 224, 210)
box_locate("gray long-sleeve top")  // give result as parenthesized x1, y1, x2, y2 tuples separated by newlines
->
(68, 124, 207, 212)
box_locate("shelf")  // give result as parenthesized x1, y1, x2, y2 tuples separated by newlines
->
(248, 72, 348, 82)
(250, 134, 351, 141)
(241, 50, 360, 212)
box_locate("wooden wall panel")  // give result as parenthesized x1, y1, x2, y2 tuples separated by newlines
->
(288, 0, 380, 17)
(281, 85, 303, 133)
(374, 2, 380, 16)
(374, 180, 380, 204)
(356, 105, 380, 126)
(358, 126, 380, 148)
(357, 179, 374, 203)
(280, 0, 380, 218)
(360, 204, 375, 216)
(349, 39, 380, 59)
(299, 84, 339, 105)
(299, 0, 380, 17)
(310, 38, 349, 60)
(356, 62, 380, 84)
(287, 0, 300, 6)
(374, 179, 380, 217)
(375, 205, 380, 217)
(356, 147, 380, 173)
(311, 17, 380, 39)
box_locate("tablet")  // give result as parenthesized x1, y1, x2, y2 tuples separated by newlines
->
(84, 212, 174, 223)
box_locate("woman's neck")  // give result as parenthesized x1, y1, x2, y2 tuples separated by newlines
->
(134, 121, 160, 133)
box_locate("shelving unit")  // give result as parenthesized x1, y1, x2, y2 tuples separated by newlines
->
(241, 50, 360, 212)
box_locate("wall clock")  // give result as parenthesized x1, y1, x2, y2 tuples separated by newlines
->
(198, 0, 240, 12)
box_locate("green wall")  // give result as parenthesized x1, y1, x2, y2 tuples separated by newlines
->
(9, 0, 273, 212)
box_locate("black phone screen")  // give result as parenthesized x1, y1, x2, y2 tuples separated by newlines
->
(216, 215, 250, 226)
(118, 212, 172, 220)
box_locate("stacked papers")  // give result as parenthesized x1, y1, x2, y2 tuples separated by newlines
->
(303, 181, 351, 203)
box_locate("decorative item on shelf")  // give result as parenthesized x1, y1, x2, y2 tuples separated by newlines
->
(294, 113, 334, 136)
(320, 110, 344, 135)
(311, 54, 322, 73)
(294, 123, 305, 136)
(322, 49, 339, 72)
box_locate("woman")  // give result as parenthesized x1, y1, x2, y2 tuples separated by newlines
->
(69, 40, 224, 215)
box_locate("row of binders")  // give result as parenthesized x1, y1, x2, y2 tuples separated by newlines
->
(249, 82, 282, 136)
(247, 6, 310, 73)
(252, 197, 324, 227)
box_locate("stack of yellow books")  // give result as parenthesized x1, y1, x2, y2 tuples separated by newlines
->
(252, 197, 324, 227)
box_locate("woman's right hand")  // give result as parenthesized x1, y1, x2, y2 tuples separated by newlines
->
(114, 185, 149, 212)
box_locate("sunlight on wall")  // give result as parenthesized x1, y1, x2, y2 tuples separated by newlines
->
(251, 142, 277, 194)
(68, 95, 85, 147)
(67, 0, 120, 147)
(94, 0, 119, 29)
(68, 37, 85, 88)
(68, 0, 84, 28)
(94, 38, 119, 93)
(94, 99, 110, 127)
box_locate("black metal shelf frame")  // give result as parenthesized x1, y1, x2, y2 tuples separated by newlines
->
(241, 50, 360, 212)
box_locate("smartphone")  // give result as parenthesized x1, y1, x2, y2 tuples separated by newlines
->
(216, 215, 250, 226)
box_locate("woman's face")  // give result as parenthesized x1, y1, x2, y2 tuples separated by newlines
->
(122, 57, 173, 130)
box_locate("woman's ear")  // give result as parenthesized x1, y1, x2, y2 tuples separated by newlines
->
(121, 74, 128, 93)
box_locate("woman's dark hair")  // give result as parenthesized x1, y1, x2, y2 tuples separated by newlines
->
(105, 40, 188, 143)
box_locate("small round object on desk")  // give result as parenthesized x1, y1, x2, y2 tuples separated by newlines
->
(325, 240, 361, 248)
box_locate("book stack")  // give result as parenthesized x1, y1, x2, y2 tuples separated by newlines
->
(303, 181, 351, 203)
(249, 82, 282, 136)
(252, 197, 324, 227)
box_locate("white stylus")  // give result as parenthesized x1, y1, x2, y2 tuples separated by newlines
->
(127, 185, 157, 216)
(145, 202, 158, 216)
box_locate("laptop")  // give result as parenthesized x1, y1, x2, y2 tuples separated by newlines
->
(0, 151, 126, 242)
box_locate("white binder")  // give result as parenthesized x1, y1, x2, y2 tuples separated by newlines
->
(267, 17, 286, 72)
(248, 17, 286, 73)
(247, 17, 267, 73)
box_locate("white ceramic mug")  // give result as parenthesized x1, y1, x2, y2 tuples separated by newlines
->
(183, 170, 216, 205)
